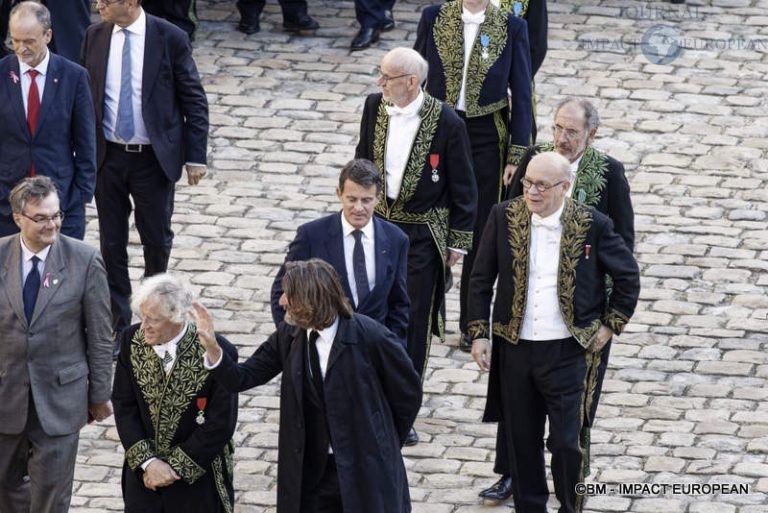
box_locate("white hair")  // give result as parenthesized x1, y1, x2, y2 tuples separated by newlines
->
(130, 273, 194, 323)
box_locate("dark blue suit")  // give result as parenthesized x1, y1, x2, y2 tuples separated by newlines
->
(270, 213, 410, 345)
(0, 52, 96, 239)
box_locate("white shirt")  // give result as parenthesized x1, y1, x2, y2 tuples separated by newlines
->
(384, 90, 424, 200)
(19, 50, 49, 116)
(308, 317, 338, 381)
(457, 8, 486, 112)
(104, 8, 150, 144)
(149, 322, 188, 374)
(519, 203, 572, 340)
(566, 154, 583, 199)
(340, 213, 376, 307)
(20, 237, 51, 285)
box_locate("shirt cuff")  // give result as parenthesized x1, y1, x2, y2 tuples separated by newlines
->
(448, 247, 467, 255)
(141, 457, 157, 471)
(203, 351, 223, 369)
(185, 162, 206, 167)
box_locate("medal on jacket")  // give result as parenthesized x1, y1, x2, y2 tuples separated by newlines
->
(196, 397, 207, 425)
(585, 244, 592, 260)
(480, 34, 490, 60)
(429, 153, 440, 182)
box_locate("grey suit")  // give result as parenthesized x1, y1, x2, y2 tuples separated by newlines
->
(0, 234, 112, 513)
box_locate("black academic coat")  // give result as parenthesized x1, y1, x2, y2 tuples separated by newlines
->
(211, 314, 422, 513)
(112, 324, 238, 513)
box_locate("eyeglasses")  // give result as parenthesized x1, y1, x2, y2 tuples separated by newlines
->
(379, 72, 412, 84)
(553, 125, 583, 140)
(521, 178, 565, 192)
(94, 0, 124, 6)
(20, 211, 64, 225)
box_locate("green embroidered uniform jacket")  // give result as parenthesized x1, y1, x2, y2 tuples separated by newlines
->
(467, 197, 640, 349)
(112, 323, 238, 513)
(355, 92, 477, 260)
(414, 1, 533, 164)
(499, 0, 548, 75)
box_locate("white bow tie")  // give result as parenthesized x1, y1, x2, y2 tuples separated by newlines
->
(531, 214, 560, 231)
(385, 105, 416, 118)
(462, 11, 486, 25)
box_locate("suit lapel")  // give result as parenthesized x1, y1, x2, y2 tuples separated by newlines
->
(34, 53, 59, 139)
(3, 59, 30, 140)
(91, 23, 113, 124)
(0, 237, 27, 328)
(326, 317, 356, 377)
(366, 216, 390, 307)
(142, 16, 163, 105)
(290, 327, 307, 407)
(326, 215, 354, 304)
(29, 238, 66, 326)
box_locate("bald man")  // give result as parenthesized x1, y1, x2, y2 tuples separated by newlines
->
(468, 152, 640, 513)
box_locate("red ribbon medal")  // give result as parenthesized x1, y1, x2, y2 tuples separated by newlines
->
(585, 244, 592, 260)
(429, 153, 440, 183)
(196, 397, 207, 425)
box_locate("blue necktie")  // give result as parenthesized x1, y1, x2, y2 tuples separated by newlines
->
(352, 230, 370, 306)
(115, 29, 135, 142)
(23, 256, 41, 323)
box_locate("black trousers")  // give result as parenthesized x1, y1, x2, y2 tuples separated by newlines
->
(497, 337, 589, 513)
(300, 455, 342, 513)
(236, 0, 309, 23)
(96, 143, 174, 334)
(354, 0, 395, 29)
(458, 110, 506, 334)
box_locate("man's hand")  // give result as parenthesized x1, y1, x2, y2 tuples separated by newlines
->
(190, 302, 222, 364)
(142, 459, 180, 491)
(88, 401, 113, 422)
(185, 164, 207, 186)
(591, 325, 613, 353)
(446, 249, 462, 267)
(471, 338, 491, 371)
(502, 164, 517, 187)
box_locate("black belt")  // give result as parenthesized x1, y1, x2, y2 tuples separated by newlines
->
(106, 141, 151, 153)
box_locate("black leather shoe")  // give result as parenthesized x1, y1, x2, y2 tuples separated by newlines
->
(351, 27, 380, 51)
(238, 18, 260, 34)
(404, 428, 419, 447)
(459, 333, 473, 353)
(479, 475, 513, 501)
(283, 13, 319, 32)
(381, 10, 395, 31)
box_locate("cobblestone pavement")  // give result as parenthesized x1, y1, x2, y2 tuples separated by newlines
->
(71, 0, 768, 511)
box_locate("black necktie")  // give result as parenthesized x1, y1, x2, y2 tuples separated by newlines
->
(308, 331, 324, 397)
(23, 256, 41, 323)
(352, 230, 370, 306)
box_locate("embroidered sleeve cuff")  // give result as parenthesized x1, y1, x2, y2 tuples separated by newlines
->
(602, 308, 630, 335)
(448, 229, 473, 251)
(467, 320, 490, 340)
(507, 144, 528, 166)
(167, 446, 206, 484)
(125, 439, 156, 472)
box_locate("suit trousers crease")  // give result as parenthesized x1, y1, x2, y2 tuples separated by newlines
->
(458, 111, 506, 333)
(96, 145, 175, 332)
(496, 338, 589, 513)
(0, 395, 79, 513)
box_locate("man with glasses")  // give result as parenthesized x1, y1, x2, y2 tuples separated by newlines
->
(468, 152, 639, 513)
(0, 1, 96, 239)
(81, 0, 209, 356)
(481, 97, 635, 502)
(0, 176, 113, 513)
(356, 47, 477, 445)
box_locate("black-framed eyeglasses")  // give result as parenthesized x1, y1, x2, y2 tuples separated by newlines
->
(94, 0, 125, 6)
(520, 178, 565, 192)
(20, 211, 64, 225)
(379, 73, 412, 83)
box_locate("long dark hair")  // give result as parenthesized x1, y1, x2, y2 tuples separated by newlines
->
(282, 259, 353, 329)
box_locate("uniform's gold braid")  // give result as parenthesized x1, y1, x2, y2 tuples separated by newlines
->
(432, 1, 464, 107)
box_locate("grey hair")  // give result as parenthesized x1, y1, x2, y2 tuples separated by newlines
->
(384, 47, 429, 83)
(10, 1, 52, 32)
(556, 97, 600, 132)
(10, 176, 58, 214)
(130, 273, 194, 324)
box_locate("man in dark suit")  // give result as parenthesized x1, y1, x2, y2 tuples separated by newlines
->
(0, 176, 113, 513)
(415, 0, 533, 354)
(356, 48, 477, 406)
(112, 273, 237, 513)
(0, 1, 96, 239)
(195, 259, 422, 513)
(481, 97, 636, 501)
(468, 152, 640, 513)
(81, 0, 209, 347)
(271, 159, 409, 347)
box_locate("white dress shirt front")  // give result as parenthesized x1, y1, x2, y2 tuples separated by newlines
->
(456, 8, 486, 112)
(384, 90, 424, 200)
(566, 154, 583, 199)
(149, 322, 188, 374)
(104, 8, 150, 144)
(340, 213, 376, 307)
(519, 203, 572, 341)
(18, 50, 49, 115)
(20, 237, 51, 285)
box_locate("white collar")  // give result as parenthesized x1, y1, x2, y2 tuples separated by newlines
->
(386, 90, 424, 117)
(19, 48, 50, 77)
(20, 235, 52, 264)
(112, 8, 147, 37)
(531, 202, 565, 229)
(311, 317, 339, 345)
(340, 212, 374, 240)
(152, 322, 188, 353)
